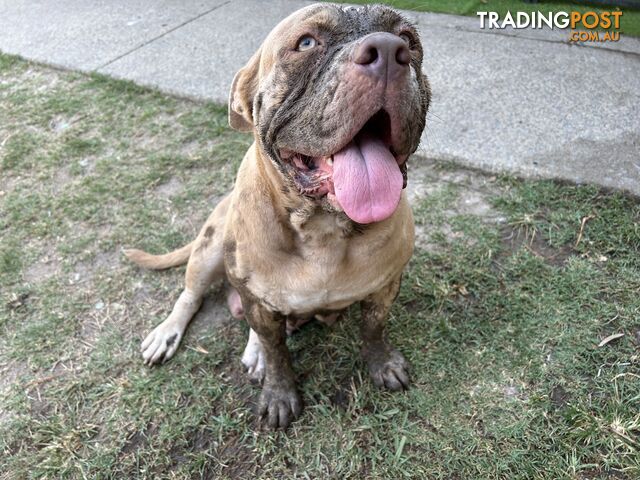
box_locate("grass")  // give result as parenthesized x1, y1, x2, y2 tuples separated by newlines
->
(333, 0, 640, 37)
(1, 52, 639, 479)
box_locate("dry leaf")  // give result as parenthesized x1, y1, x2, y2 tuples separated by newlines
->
(598, 333, 624, 347)
(193, 345, 209, 354)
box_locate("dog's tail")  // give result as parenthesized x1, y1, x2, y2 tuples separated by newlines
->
(123, 241, 194, 270)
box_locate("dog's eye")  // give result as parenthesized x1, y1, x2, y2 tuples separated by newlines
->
(296, 35, 317, 52)
(399, 32, 412, 45)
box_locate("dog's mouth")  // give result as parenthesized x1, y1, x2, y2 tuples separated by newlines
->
(279, 109, 409, 224)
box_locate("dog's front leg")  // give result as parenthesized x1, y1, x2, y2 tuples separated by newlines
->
(141, 223, 225, 365)
(244, 302, 302, 429)
(360, 275, 410, 391)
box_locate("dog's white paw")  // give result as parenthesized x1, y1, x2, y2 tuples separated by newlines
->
(141, 321, 185, 365)
(241, 329, 265, 383)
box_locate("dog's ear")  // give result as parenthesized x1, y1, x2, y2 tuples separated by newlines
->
(228, 48, 262, 132)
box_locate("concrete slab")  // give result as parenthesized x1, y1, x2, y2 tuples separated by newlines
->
(99, 0, 309, 101)
(0, 0, 228, 70)
(410, 11, 640, 194)
(414, 11, 640, 56)
(1, 0, 638, 195)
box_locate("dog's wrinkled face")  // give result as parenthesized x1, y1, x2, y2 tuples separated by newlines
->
(229, 3, 430, 224)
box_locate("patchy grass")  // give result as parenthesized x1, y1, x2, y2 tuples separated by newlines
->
(332, 0, 640, 37)
(1, 53, 639, 479)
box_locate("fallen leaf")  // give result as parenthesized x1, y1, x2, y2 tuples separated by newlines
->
(193, 345, 209, 354)
(598, 333, 624, 347)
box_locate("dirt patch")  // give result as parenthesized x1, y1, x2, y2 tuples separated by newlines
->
(0, 360, 31, 427)
(95, 249, 120, 270)
(503, 385, 522, 399)
(52, 167, 73, 194)
(500, 225, 574, 266)
(0, 65, 66, 95)
(406, 169, 443, 203)
(456, 190, 494, 218)
(5, 292, 29, 312)
(409, 160, 508, 252)
(579, 468, 630, 480)
(79, 302, 127, 347)
(23, 256, 60, 283)
(414, 222, 465, 253)
(409, 161, 506, 220)
(120, 422, 159, 456)
(70, 248, 121, 285)
(77, 156, 97, 174)
(212, 434, 258, 479)
(331, 374, 359, 410)
(49, 116, 72, 134)
(155, 176, 183, 198)
(188, 287, 235, 336)
(180, 139, 220, 158)
(550, 385, 570, 409)
(0, 172, 18, 194)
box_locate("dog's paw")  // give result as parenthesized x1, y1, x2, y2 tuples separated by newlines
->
(141, 322, 184, 365)
(364, 347, 410, 391)
(258, 384, 302, 429)
(241, 329, 265, 384)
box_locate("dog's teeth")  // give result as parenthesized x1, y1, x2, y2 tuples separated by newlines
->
(327, 157, 333, 166)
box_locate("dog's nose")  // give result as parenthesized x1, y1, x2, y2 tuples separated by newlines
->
(353, 32, 410, 78)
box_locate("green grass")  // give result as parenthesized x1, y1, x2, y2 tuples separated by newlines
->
(334, 0, 640, 37)
(1, 52, 639, 479)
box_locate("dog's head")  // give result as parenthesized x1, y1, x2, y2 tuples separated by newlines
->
(229, 3, 430, 224)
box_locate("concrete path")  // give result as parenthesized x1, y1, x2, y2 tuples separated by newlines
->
(1, 0, 638, 195)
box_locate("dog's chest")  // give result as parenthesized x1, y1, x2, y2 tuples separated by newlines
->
(247, 256, 388, 315)
(242, 213, 405, 315)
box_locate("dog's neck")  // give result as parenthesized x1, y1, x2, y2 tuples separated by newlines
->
(253, 142, 359, 239)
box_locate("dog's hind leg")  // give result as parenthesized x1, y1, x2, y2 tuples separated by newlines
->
(241, 328, 265, 383)
(141, 196, 231, 365)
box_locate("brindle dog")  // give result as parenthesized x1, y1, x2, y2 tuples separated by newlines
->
(125, 3, 430, 429)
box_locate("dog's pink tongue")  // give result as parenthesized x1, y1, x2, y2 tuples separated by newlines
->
(333, 132, 403, 224)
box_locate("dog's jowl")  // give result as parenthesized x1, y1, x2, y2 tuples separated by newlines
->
(125, 3, 430, 429)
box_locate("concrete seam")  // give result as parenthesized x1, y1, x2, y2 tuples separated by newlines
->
(95, 1, 231, 70)
(447, 25, 640, 59)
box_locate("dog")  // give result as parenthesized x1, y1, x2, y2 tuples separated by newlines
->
(124, 3, 430, 429)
